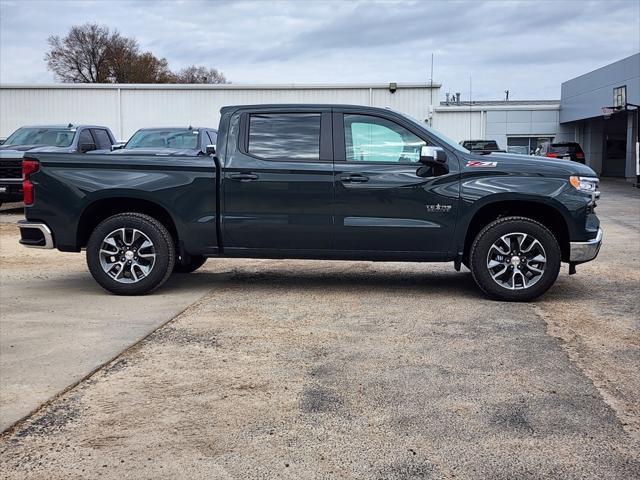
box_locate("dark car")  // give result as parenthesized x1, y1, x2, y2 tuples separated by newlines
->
(537, 142, 585, 164)
(0, 125, 116, 206)
(459, 139, 506, 154)
(111, 127, 217, 156)
(18, 104, 602, 301)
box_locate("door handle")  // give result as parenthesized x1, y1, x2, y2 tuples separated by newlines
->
(339, 174, 369, 183)
(229, 172, 259, 181)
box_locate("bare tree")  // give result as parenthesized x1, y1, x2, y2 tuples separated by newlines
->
(128, 52, 175, 83)
(175, 66, 228, 84)
(46, 23, 112, 82)
(46, 23, 228, 84)
(106, 33, 140, 83)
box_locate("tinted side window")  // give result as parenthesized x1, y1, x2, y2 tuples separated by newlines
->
(344, 114, 426, 163)
(248, 113, 320, 161)
(207, 131, 217, 145)
(78, 129, 94, 147)
(92, 129, 112, 149)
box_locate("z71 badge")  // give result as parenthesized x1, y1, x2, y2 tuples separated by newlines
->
(466, 160, 497, 168)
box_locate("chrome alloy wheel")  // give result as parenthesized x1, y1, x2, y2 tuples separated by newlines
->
(98, 228, 156, 283)
(486, 232, 547, 290)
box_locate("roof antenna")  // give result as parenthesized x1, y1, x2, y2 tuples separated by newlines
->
(505, 90, 510, 102)
(67, 123, 73, 128)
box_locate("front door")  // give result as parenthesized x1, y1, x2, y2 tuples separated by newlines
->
(222, 109, 334, 252)
(332, 110, 460, 255)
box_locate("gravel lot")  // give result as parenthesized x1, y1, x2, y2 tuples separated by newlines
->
(0, 180, 638, 479)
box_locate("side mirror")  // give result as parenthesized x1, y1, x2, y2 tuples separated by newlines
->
(420, 146, 447, 165)
(205, 144, 216, 155)
(111, 143, 125, 151)
(79, 143, 97, 153)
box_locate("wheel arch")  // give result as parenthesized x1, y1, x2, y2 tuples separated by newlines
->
(462, 199, 571, 262)
(77, 196, 179, 249)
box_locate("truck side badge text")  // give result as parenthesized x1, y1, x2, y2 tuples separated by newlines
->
(425, 204, 452, 213)
(466, 160, 498, 168)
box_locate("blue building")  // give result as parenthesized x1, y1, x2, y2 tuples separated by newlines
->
(557, 53, 639, 180)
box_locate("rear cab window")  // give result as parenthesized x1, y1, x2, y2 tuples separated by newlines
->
(247, 113, 321, 161)
(549, 143, 584, 155)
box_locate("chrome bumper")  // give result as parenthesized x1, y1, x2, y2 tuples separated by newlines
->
(17, 221, 54, 249)
(570, 228, 603, 263)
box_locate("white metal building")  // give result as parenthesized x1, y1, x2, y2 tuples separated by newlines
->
(0, 83, 441, 141)
(433, 100, 560, 153)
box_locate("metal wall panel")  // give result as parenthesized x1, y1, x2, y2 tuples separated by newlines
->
(432, 110, 483, 142)
(0, 87, 119, 138)
(0, 84, 440, 141)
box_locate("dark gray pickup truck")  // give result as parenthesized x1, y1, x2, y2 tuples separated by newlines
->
(18, 104, 602, 301)
(0, 124, 116, 206)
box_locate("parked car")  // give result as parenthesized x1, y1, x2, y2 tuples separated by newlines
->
(507, 145, 530, 155)
(111, 127, 217, 156)
(18, 104, 602, 301)
(537, 142, 586, 164)
(0, 125, 116, 206)
(459, 139, 506, 154)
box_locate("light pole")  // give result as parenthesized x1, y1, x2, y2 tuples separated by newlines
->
(627, 103, 640, 187)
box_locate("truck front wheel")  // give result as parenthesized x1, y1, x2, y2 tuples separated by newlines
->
(86, 213, 175, 295)
(469, 216, 561, 301)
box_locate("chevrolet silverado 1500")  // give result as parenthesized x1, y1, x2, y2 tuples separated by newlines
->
(17, 105, 602, 301)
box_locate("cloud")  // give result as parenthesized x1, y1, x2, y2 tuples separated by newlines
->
(1, 0, 638, 100)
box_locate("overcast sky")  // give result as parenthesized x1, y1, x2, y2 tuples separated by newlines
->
(1, 0, 638, 100)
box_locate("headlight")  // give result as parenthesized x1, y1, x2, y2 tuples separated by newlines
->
(569, 176, 599, 193)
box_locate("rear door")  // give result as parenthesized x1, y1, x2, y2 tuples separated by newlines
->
(222, 108, 334, 251)
(332, 109, 460, 255)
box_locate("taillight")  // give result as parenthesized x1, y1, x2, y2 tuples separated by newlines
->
(576, 152, 585, 159)
(22, 158, 39, 206)
(545, 153, 559, 158)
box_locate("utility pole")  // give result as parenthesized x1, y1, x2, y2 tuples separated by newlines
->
(429, 54, 434, 126)
(469, 75, 473, 140)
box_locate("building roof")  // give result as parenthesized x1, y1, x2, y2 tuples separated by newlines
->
(440, 100, 559, 106)
(0, 82, 441, 90)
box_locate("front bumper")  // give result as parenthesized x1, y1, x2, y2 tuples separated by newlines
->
(18, 220, 54, 249)
(0, 179, 23, 202)
(569, 228, 603, 263)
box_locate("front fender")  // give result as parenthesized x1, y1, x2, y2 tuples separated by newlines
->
(455, 173, 590, 250)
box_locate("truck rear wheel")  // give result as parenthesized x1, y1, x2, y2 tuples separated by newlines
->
(469, 216, 561, 301)
(86, 213, 175, 295)
(173, 255, 206, 273)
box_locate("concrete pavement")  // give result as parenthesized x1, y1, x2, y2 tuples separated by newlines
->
(0, 204, 213, 431)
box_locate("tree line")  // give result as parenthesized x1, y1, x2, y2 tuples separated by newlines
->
(45, 23, 227, 84)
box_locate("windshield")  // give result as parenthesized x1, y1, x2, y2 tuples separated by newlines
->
(4, 127, 75, 147)
(125, 129, 200, 149)
(463, 141, 499, 150)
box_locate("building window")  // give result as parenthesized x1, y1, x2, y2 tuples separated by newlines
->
(507, 137, 552, 155)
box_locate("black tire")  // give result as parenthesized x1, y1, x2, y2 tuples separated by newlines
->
(173, 255, 206, 273)
(86, 213, 175, 295)
(469, 216, 561, 302)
